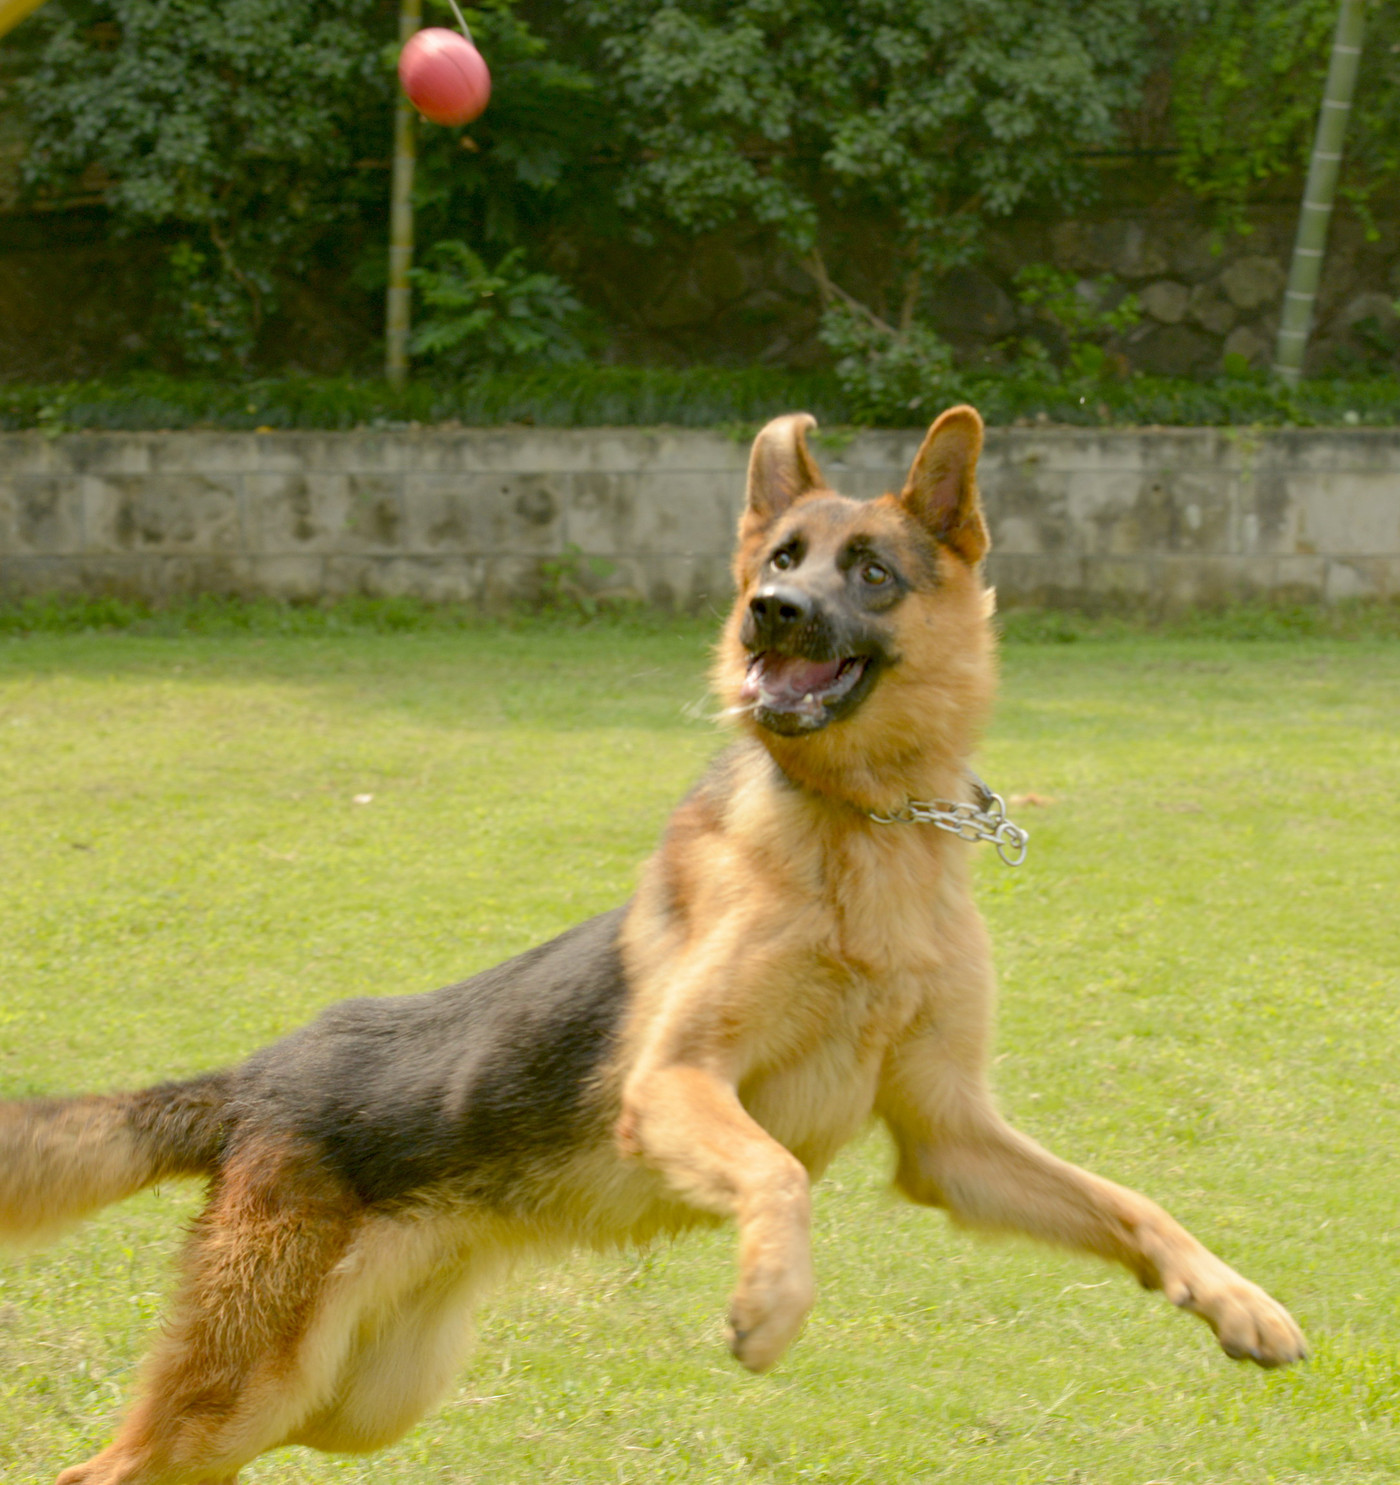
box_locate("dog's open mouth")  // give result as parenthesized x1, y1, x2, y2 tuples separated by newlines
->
(740, 653, 871, 732)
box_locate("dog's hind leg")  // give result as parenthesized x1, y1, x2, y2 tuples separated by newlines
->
(878, 1013, 1307, 1369)
(54, 1140, 364, 1485)
(288, 1232, 515, 1455)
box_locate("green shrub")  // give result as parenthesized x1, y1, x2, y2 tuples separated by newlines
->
(408, 243, 595, 373)
(6, 593, 1400, 641)
(818, 267, 1151, 425)
(0, 367, 847, 432)
(817, 304, 956, 424)
(4, 366, 1400, 432)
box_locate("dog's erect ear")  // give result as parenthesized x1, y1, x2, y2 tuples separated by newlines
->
(743, 413, 825, 531)
(899, 404, 989, 565)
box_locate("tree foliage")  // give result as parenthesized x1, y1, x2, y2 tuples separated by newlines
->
(1172, 0, 1400, 234)
(6, 0, 1400, 378)
(562, 0, 1167, 308)
(411, 0, 608, 265)
(8, 0, 604, 369)
(12, 0, 392, 365)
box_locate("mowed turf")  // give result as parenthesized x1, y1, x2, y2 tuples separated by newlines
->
(1, 618, 1397, 1484)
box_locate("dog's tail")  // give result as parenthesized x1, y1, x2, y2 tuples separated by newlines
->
(0, 1072, 234, 1244)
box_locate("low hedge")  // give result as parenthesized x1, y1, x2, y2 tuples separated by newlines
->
(2, 366, 1400, 432)
(3, 594, 1398, 641)
(0, 368, 846, 434)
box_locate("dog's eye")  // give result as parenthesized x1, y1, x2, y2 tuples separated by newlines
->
(771, 549, 796, 571)
(861, 561, 891, 586)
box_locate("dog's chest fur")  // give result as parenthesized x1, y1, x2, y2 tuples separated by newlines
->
(619, 740, 970, 1178)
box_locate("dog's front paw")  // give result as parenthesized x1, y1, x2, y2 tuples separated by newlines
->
(1164, 1252, 1307, 1368)
(725, 1260, 815, 1373)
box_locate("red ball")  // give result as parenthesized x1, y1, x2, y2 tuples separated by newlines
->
(398, 27, 491, 127)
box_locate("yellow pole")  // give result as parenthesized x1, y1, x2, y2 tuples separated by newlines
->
(384, 0, 420, 387)
(0, 0, 50, 40)
(1272, 0, 1368, 386)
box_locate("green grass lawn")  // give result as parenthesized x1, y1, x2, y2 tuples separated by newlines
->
(1, 617, 1397, 1484)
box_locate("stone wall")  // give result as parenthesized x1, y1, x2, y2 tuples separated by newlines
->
(5, 177, 1399, 380)
(1, 426, 1396, 610)
(511, 176, 1400, 377)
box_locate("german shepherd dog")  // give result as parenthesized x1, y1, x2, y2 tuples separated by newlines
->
(2, 407, 1305, 1484)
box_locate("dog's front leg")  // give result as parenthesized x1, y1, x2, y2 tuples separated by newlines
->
(618, 1062, 814, 1371)
(879, 1027, 1307, 1368)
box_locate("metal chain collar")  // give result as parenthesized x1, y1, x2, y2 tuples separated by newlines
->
(867, 772, 1030, 867)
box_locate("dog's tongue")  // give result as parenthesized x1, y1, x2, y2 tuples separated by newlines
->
(743, 655, 844, 709)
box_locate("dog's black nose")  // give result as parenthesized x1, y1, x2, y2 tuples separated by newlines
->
(748, 584, 813, 646)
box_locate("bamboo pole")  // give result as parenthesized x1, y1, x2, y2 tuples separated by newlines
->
(1272, 0, 1367, 387)
(385, 0, 421, 387)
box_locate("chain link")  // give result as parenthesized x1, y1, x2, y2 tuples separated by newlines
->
(868, 774, 1029, 867)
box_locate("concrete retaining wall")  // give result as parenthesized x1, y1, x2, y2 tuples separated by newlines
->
(1, 426, 1396, 609)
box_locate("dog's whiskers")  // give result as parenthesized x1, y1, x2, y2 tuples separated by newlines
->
(681, 696, 732, 724)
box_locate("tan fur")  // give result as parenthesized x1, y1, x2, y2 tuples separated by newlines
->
(611, 404, 1304, 1375)
(0, 1098, 159, 1244)
(15, 405, 1304, 1485)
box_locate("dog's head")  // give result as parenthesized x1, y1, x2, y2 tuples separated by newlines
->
(715, 406, 996, 804)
